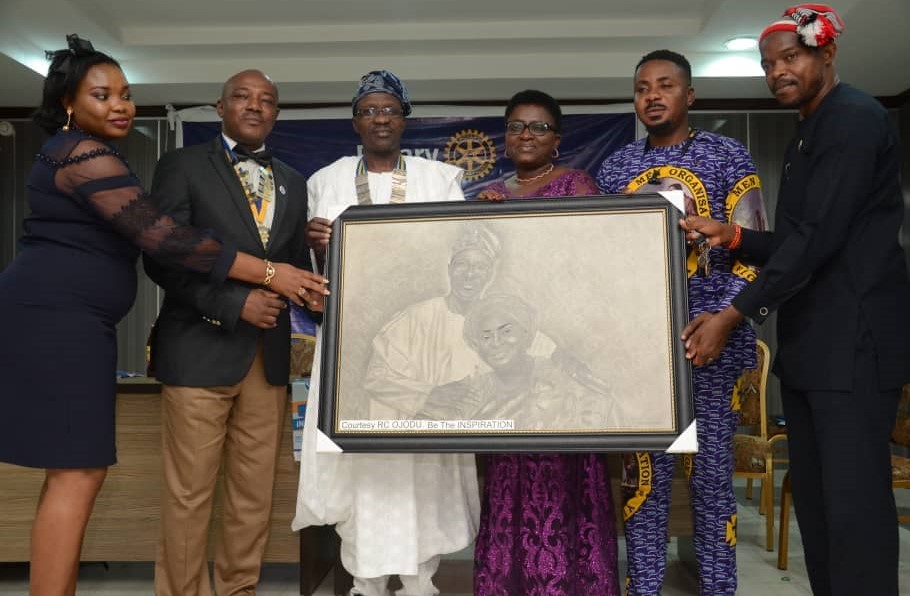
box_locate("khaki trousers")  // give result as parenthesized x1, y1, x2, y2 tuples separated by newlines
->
(154, 346, 287, 596)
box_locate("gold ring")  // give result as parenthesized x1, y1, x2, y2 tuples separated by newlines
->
(297, 287, 307, 297)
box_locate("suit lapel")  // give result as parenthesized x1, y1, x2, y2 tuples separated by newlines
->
(207, 138, 262, 250)
(267, 162, 290, 253)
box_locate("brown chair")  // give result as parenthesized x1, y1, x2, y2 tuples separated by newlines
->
(892, 385, 910, 524)
(777, 470, 793, 570)
(777, 383, 910, 570)
(732, 339, 787, 551)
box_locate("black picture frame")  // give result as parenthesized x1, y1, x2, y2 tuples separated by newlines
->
(318, 194, 693, 452)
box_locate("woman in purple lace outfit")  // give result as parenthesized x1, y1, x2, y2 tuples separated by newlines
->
(474, 90, 620, 595)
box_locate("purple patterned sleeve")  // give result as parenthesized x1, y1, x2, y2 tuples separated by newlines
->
(716, 274, 749, 311)
(566, 169, 600, 196)
(718, 138, 766, 308)
(595, 150, 630, 194)
(482, 180, 509, 198)
(595, 157, 616, 193)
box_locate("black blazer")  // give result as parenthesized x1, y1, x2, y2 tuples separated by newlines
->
(733, 84, 910, 391)
(143, 136, 311, 387)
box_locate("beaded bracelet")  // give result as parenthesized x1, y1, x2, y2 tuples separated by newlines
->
(263, 260, 276, 286)
(725, 224, 743, 250)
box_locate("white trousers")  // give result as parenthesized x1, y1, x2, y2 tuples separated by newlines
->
(349, 556, 441, 596)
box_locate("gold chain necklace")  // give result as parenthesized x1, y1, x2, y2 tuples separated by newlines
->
(515, 162, 554, 184)
(233, 157, 275, 246)
(355, 155, 407, 205)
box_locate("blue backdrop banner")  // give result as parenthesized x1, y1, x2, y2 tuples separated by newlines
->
(179, 111, 634, 341)
(180, 112, 634, 198)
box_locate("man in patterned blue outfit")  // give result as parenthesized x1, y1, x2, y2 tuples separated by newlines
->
(597, 49, 766, 595)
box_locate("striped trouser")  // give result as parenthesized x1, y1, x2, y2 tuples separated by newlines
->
(621, 356, 742, 596)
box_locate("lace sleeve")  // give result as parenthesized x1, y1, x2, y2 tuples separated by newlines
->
(569, 169, 600, 196)
(48, 138, 236, 282)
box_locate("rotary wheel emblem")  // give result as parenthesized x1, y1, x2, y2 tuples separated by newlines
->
(444, 129, 496, 182)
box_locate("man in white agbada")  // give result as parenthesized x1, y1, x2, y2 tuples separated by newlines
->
(292, 70, 478, 596)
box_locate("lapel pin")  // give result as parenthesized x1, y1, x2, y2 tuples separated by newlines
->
(279, 185, 286, 195)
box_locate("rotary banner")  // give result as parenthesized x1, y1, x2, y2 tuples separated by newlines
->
(178, 108, 634, 198)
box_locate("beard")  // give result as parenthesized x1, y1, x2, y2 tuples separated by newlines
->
(644, 119, 675, 137)
(770, 61, 827, 109)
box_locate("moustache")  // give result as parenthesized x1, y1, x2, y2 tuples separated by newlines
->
(773, 79, 798, 92)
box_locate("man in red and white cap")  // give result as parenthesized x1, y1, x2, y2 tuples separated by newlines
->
(681, 5, 910, 595)
(760, 4, 845, 49)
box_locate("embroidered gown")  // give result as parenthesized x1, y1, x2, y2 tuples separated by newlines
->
(0, 129, 235, 469)
(597, 131, 763, 595)
(473, 168, 621, 596)
(292, 155, 481, 582)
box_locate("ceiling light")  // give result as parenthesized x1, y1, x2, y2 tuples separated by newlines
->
(21, 55, 51, 76)
(702, 56, 764, 77)
(724, 37, 758, 51)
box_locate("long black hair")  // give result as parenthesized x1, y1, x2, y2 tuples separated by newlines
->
(32, 34, 121, 134)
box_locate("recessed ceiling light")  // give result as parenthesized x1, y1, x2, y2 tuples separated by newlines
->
(724, 37, 758, 51)
(702, 56, 764, 77)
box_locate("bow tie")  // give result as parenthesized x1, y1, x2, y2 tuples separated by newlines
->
(232, 145, 272, 167)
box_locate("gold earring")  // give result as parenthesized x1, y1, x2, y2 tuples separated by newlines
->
(63, 108, 73, 132)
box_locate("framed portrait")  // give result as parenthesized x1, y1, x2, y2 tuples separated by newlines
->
(317, 194, 694, 452)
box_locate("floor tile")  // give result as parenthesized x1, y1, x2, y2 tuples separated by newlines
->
(1, 477, 908, 595)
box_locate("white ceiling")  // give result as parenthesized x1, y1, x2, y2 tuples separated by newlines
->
(1, 0, 908, 109)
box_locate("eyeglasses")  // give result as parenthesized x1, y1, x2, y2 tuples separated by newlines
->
(506, 120, 557, 136)
(355, 106, 404, 119)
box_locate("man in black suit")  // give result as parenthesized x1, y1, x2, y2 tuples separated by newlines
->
(681, 5, 910, 595)
(145, 69, 323, 596)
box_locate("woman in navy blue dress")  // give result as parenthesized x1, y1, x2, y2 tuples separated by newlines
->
(0, 35, 327, 596)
